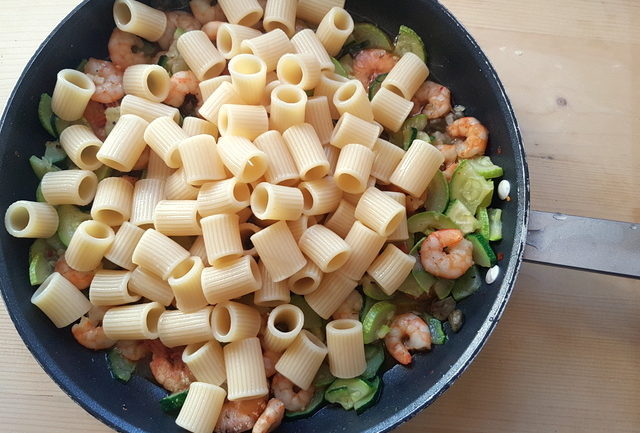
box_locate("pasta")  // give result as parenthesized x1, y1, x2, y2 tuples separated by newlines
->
(305, 96, 334, 145)
(324, 143, 340, 175)
(329, 112, 381, 149)
(175, 382, 226, 433)
(97, 114, 149, 172)
(112, 0, 167, 42)
(119, 94, 180, 123)
(146, 150, 174, 180)
(217, 105, 269, 141)
(198, 81, 245, 126)
(339, 220, 386, 280)
(367, 244, 416, 296)
(240, 29, 294, 71)
(382, 52, 430, 99)
(59, 125, 103, 171)
(334, 143, 375, 194)
(128, 266, 175, 306)
(228, 53, 268, 105)
(296, 0, 345, 25)
(286, 214, 317, 242)
(269, 84, 308, 133)
(216, 135, 268, 182)
(51, 69, 95, 121)
(326, 319, 367, 378)
(200, 213, 243, 265)
(211, 300, 262, 342)
(315, 7, 354, 56)
(4, 201, 58, 239)
(287, 260, 323, 295)
(89, 270, 139, 306)
(182, 341, 226, 386)
(158, 306, 214, 348)
(354, 187, 406, 237)
(64, 220, 115, 272)
(153, 200, 202, 236)
(176, 30, 226, 81)
(102, 301, 165, 340)
(41, 169, 98, 206)
(31, 273, 93, 328)
(122, 64, 170, 102)
(143, 116, 188, 169)
(223, 337, 269, 401)
(199, 75, 233, 101)
(282, 123, 330, 181)
(216, 24, 262, 60)
(298, 176, 342, 216)
(90, 176, 133, 226)
(253, 130, 299, 186)
(164, 168, 200, 200)
(323, 199, 356, 239)
(217, 0, 263, 27)
(371, 138, 405, 184)
(130, 178, 165, 228)
(389, 139, 445, 197)
(178, 134, 226, 186)
(250, 182, 304, 221)
(197, 178, 251, 216)
(249, 220, 306, 282)
(262, 303, 304, 352)
(304, 271, 358, 319)
(263, 0, 297, 36)
(333, 80, 374, 122)
(290, 29, 335, 72)
(277, 53, 321, 90)
(254, 260, 290, 307)
(189, 236, 208, 263)
(182, 117, 219, 138)
(371, 87, 415, 132)
(275, 330, 327, 390)
(314, 72, 349, 118)
(298, 224, 351, 273)
(131, 229, 191, 280)
(201, 255, 262, 304)
(168, 256, 208, 313)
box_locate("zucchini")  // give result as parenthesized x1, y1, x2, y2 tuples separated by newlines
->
(361, 343, 384, 380)
(393, 25, 427, 62)
(285, 387, 326, 419)
(475, 207, 490, 239)
(424, 170, 449, 213)
(361, 301, 396, 344)
(38, 94, 56, 137)
(354, 376, 382, 414)
(351, 23, 393, 51)
(313, 363, 335, 388)
(488, 208, 503, 241)
(158, 54, 170, 73)
(398, 272, 426, 298)
(467, 156, 504, 179)
(449, 159, 494, 214)
(416, 131, 430, 142)
(290, 294, 324, 329)
(159, 390, 188, 415)
(107, 348, 137, 383)
(35, 184, 46, 202)
(423, 315, 447, 345)
(44, 141, 67, 164)
(325, 378, 374, 410)
(29, 253, 53, 286)
(368, 73, 387, 100)
(94, 165, 113, 182)
(53, 116, 90, 137)
(409, 238, 436, 292)
(433, 278, 454, 300)
(332, 57, 349, 78)
(76, 58, 88, 72)
(466, 233, 497, 267)
(451, 265, 481, 301)
(445, 200, 479, 234)
(29, 155, 61, 179)
(402, 114, 428, 150)
(56, 205, 91, 247)
(407, 211, 459, 233)
(361, 275, 392, 300)
(360, 294, 376, 322)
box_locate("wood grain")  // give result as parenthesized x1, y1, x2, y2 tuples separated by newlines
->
(0, 1, 639, 432)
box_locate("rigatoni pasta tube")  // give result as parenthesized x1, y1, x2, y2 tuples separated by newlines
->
(200, 213, 243, 265)
(102, 301, 165, 340)
(223, 337, 269, 400)
(218, 105, 269, 141)
(132, 229, 190, 280)
(384, 191, 410, 241)
(165, 168, 200, 200)
(122, 64, 170, 102)
(182, 341, 226, 386)
(263, 304, 304, 352)
(298, 176, 342, 216)
(200, 76, 233, 101)
(130, 178, 165, 228)
(296, 0, 345, 25)
(168, 256, 208, 313)
(197, 178, 251, 216)
(147, 150, 174, 180)
(282, 123, 329, 181)
(334, 143, 375, 194)
(158, 306, 213, 348)
(254, 131, 299, 186)
(177, 30, 226, 81)
(329, 112, 381, 149)
(250, 182, 303, 221)
(290, 29, 334, 72)
(305, 96, 333, 145)
(65, 220, 115, 272)
(390, 139, 445, 197)
(113, 0, 167, 42)
(217, 0, 263, 26)
(333, 79, 374, 122)
(355, 187, 406, 237)
(382, 52, 429, 99)
(89, 270, 139, 306)
(59, 125, 103, 171)
(216, 135, 268, 182)
(51, 69, 95, 121)
(367, 244, 416, 296)
(189, 236, 208, 263)
(198, 82, 245, 125)
(211, 301, 261, 343)
(128, 267, 174, 306)
(326, 319, 366, 378)
(240, 29, 294, 71)
(263, 0, 296, 36)
(179, 134, 226, 186)
(229, 54, 267, 105)
(254, 261, 290, 307)
(287, 260, 322, 295)
(120, 94, 180, 123)
(153, 200, 202, 236)
(97, 114, 149, 172)
(298, 224, 351, 273)
(41, 170, 98, 206)
(104, 222, 144, 271)
(315, 7, 354, 56)
(324, 144, 340, 175)
(286, 214, 317, 242)
(144, 116, 188, 168)
(4, 201, 58, 239)
(339, 221, 386, 280)
(304, 271, 357, 320)
(276, 53, 321, 90)
(323, 199, 356, 238)
(275, 330, 327, 390)
(269, 85, 308, 133)
(371, 138, 405, 184)
(216, 24, 261, 59)
(182, 117, 218, 138)
(31, 273, 92, 328)
(371, 87, 414, 132)
(250, 220, 306, 282)
(201, 255, 262, 304)
(314, 72, 348, 118)
(176, 382, 226, 433)
(91, 177, 133, 226)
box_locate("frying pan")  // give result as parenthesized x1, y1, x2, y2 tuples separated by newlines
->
(5, 0, 630, 431)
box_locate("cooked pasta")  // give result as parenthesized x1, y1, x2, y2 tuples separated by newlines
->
(128, 266, 175, 306)
(119, 94, 180, 123)
(102, 301, 165, 340)
(371, 87, 415, 132)
(65, 220, 115, 272)
(290, 29, 335, 72)
(197, 178, 251, 216)
(298, 224, 351, 273)
(298, 176, 342, 216)
(216, 135, 268, 182)
(168, 256, 208, 313)
(382, 52, 430, 99)
(146, 150, 174, 180)
(178, 134, 226, 186)
(182, 116, 219, 138)
(144, 116, 188, 169)
(304, 271, 358, 320)
(334, 143, 375, 194)
(51, 69, 95, 121)
(389, 139, 445, 197)
(182, 341, 226, 386)
(263, 304, 304, 352)
(305, 96, 334, 145)
(253, 130, 299, 186)
(97, 114, 149, 172)
(131, 229, 190, 280)
(329, 112, 381, 149)
(326, 319, 367, 378)
(211, 301, 262, 342)
(164, 168, 200, 200)
(296, 0, 345, 25)
(201, 255, 262, 304)
(112, 0, 167, 42)
(314, 72, 349, 118)
(31, 273, 93, 328)
(333, 80, 374, 122)
(250, 220, 306, 281)
(122, 64, 170, 102)
(175, 382, 226, 433)
(4, 201, 58, 239)
(59, 125, 103, 171)
(324, 143, 340, 175)
(130, 178, 165, 228)
(315, 7, 354, 56)
(287, 260, 323, 295)
(90, 177, 133, 226)
(277, 53, 321, 90)
(217, 0, 263, 26)
(354, 187, 406, 237)
(250, 182, 304, 221)
(323, 199, 356, 238)
(41, 169, 98, 206)
(282, 123, 330, 181)
(254, 260, 290, 307)
(371, 138, 405, 184)
(89, 270, 139, 306)
(103, 223, 144, 271)
(240, 29, 294, 71)
(263, 0, 297, 36)
(217, 105, 269, 141)
(200, 213, 243, 265)
(223, 337, 269, 401)
(216, 24, 262, 60)
(228, 53, 268, 105)
(367, 244, 416, 296)
(199, 75, 233, 101)
(158, 306, 214, 348)
(275, 330, 328, 390)
(198, 81, 245, 126)
(286, 214, 317, 242)
(176, 30, 226, 81)
(153, 200, 202, 236)
(269, 84, 308, 133)
(339, 220, 386, 280)
(189, 235, 208, 263)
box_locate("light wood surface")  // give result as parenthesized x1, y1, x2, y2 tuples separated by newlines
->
(1, 1, 638, 432)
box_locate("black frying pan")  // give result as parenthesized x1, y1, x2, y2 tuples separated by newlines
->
(0, 0, 529, 431)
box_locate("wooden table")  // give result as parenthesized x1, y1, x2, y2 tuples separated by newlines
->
(1, 1, 639, 432)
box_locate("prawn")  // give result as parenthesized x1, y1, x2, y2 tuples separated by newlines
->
(332, 290, 362, 320)
(436, 143, 458, 181)
(83, 100, 107, 141)
(164, 70, 202, 108)
(411, 81, 451, 119)
(252, 398, 285, 433)
(158, 11, 202, 50)
(351, 49, 398, 89)
(262, 349, 280, 378)
(84, 58, 124, 104)
(108, 28, 153, 69)
(447, 117, 489, 159)
(271, 373, 314, 412)
(115, 340, 150, 361)
(384, 313, 431, 365)
(71, 316, 116, 350)
(202, 21, 225, 40)
(215, 396, 267, 433)
(147, 340, 195, 393)
(55, 256, 95, 289)
(442, 162, 458, 182)
(420, 229, 473, 279)
(190, 0, 227, 25)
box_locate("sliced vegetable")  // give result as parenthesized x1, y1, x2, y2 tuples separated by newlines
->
(467, 156, 504, 179)
(35, 184, 45, 202)
(354, 376, 382, 414)
(488, 208, 503, 241)
(393, 25, 427, 62)
(409, 238, 436, 292)
(159, 390, 188, 414)
(94, 165, 113, 182)
(398, 272, 426, 298)
(449, 159, 495, 214)
(338, 54, 354, 76)
(424, 170, 449, 213)
(290, 294, 324, 329)
(158, 54, 170, 73)
(285, 387, 326, 419)
(362, 301, 396, 344)
(416, 130, 430, 142)
(466, 233, 497, 268)
(433, 278, 454, 300)
(360, 294, 376, 322)
(351, 23, 393, 51)
(475, 207, 490, 239)
(29, 253, 52, 286)
(445, 200, 479, 234)
(76, 58, 88, 72)
(407, 211, 459, 234)
(361, 343, 385, 380)
(53, 116, 89, 137)
(45, 234, 65, 251)
(451, 265, 481, 301)
(44, 141, 66, 164)
(368, 73, 387, 100)
(313, 363, 335, 387)
(337, 40, 369, 59)
(424, 315, 447, 345)
(325, 378, 374, 410)
(56, 205, 91, 247)
(107, 348, 137, 383)
(38, 93, 56, 137)
(29, 155, 61, 179)
(402, 114, 428, 150)
(332, 57, 349, 77)
(361, 275, 392, 300)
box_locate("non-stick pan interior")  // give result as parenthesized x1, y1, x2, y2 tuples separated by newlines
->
(0, 1, 528, 432)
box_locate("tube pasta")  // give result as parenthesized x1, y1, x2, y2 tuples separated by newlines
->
(144, 116, 188, 169)
(384, 191, 410, 241)
(113, 0, 167, 42)
(179, 134, 227, 186)
(89, 270, 139, 306)
(254, 261, 290, 307)
(189, 236, 208, 263)
(120, 94, 180, 123)
(102, 223, 143, 271)
(4, 201, 58, 239)
(282, 123, 330, 181)
(168, 256, 208, 312)
(182, 117, 218, 138)
(326, 319, 367, 378)
(175, 382, 226, 433)
(177, 30, 226, 81)
(238, 222, 259, 256)
(59, 125, 103, 171)
(382, 52, 430, 99)
(250, 182, 303, 221)
(314, 72, 348, 119)
(371, 138, 405, 184)
(250, 220, 306, 282)
(296, 0, 345, 25)
(323, 199, 356, 238)
(153, 200, 202, 236)
(165, 168, 200, 200)
(91, 177, 133, 226)
(355, 187, 406, 237)
(158, 306, 214, 348)
(304, 271, 357, 320)
(217, 0, 263, 26)
(197, 178, 251, 216)
(199, 75, 232, 101)
(229, 54, 267, 105)
(216, 135, 268, 182)
(254, 131, 299, 186)
(51, 69, 95, 121)
(223, 337, 269, 400)
(31, 273, 93, 328)
(65, 220, 115, 272)
(131, 229, 190, 280)
(130, 178, 165, 228)
(97, 114, 148, 172)
(298, 224, 351, 273)
(315, 7, 354, 56)
(287, 260, 322, 295)
(390, 139, 445, 198)
(211, 301, 262, 342)
(198, 82, 245, 125)
(122, 64, 170, 102)
(269, 84, 308, 133)
(200, 213, 243, 265)
(324, 144, 340, 175)
(329, 112, 381, 149)
(263, 0, 297, 36)
(334, 143, 375, 194)
(290, 29, 334, 72)
(339, 220, 386, 280)
(147, 150, 174, 181)
(128, 267, 175, 306)
(218, 105, 269, 141)
(182, 341, 226, 386)
(216, 24, 262, 59)
(367, 244, 416, 296)
(201, 255, 262, 304)
(276, 53, 321, 90)
(305, 96, 334, 145)
(102, 302, 165, 340)
(371, 87, 414, 132)
(41, 169, 98, 206)
(275, 330, 327, 390)
(286, 214, 317, 242)
(298, 176, 342, 216)
(240, 29, 294, 71)
(333, 80, 374, 122)
(263, 304, 304, 352)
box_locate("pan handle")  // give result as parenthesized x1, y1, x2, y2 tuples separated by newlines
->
(523, 210, 640, 279)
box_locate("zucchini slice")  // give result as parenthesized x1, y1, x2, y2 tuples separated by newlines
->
(159, 390, 188, 414)
(445, 200, 479, 234)
(38, 93, 57, 137)
(362, 301, 396, 344)
(393, 25, 427, 62)
(451, 265, 482, 301)
(408, 211, 459, 233)
(56, 205, 92, 247)
(424, 170, 449, 213)
(449, 159, 494, 214)
(488, 208, 503, 241)
(368, 73, 387, 100)
(351, 23, 393, 51)
(467, 156, 504, 179)
(466, 233, 497, 267)
(285, 387, 326, 419)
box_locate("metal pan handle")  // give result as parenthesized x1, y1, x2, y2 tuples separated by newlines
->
(523, 210, 640, 279)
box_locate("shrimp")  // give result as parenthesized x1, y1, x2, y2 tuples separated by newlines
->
(215, 397, 267, 433)
(115, 340, 150, 361)
(411, 81, 451, 119)
(158, 11, 202, 50)
(420, 229, 473, 279)
(83, 100, 107, 141)
(71, 316, 116, 350)
(190, 0, 226, 25)
(406, 189, 428, 215)
(108, 28, 152, 69)
(55, 256, 95, 289)
(447, 117, 489, 159)
(147, 340, 195, 393)
(442, 162, 458, 182)
(384, 313, 431, 365)
(252, 398, 285, 433)
(262, 349, 280, 378)
(202, 21, 224, 40)
(271, 373, 314, 412)
(332, 290, 362, 320)
(83, 58, 124, 104)
(164, 70, 202, 108)
(351, 49, 399, 89)
(436, 143, 458, 181)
